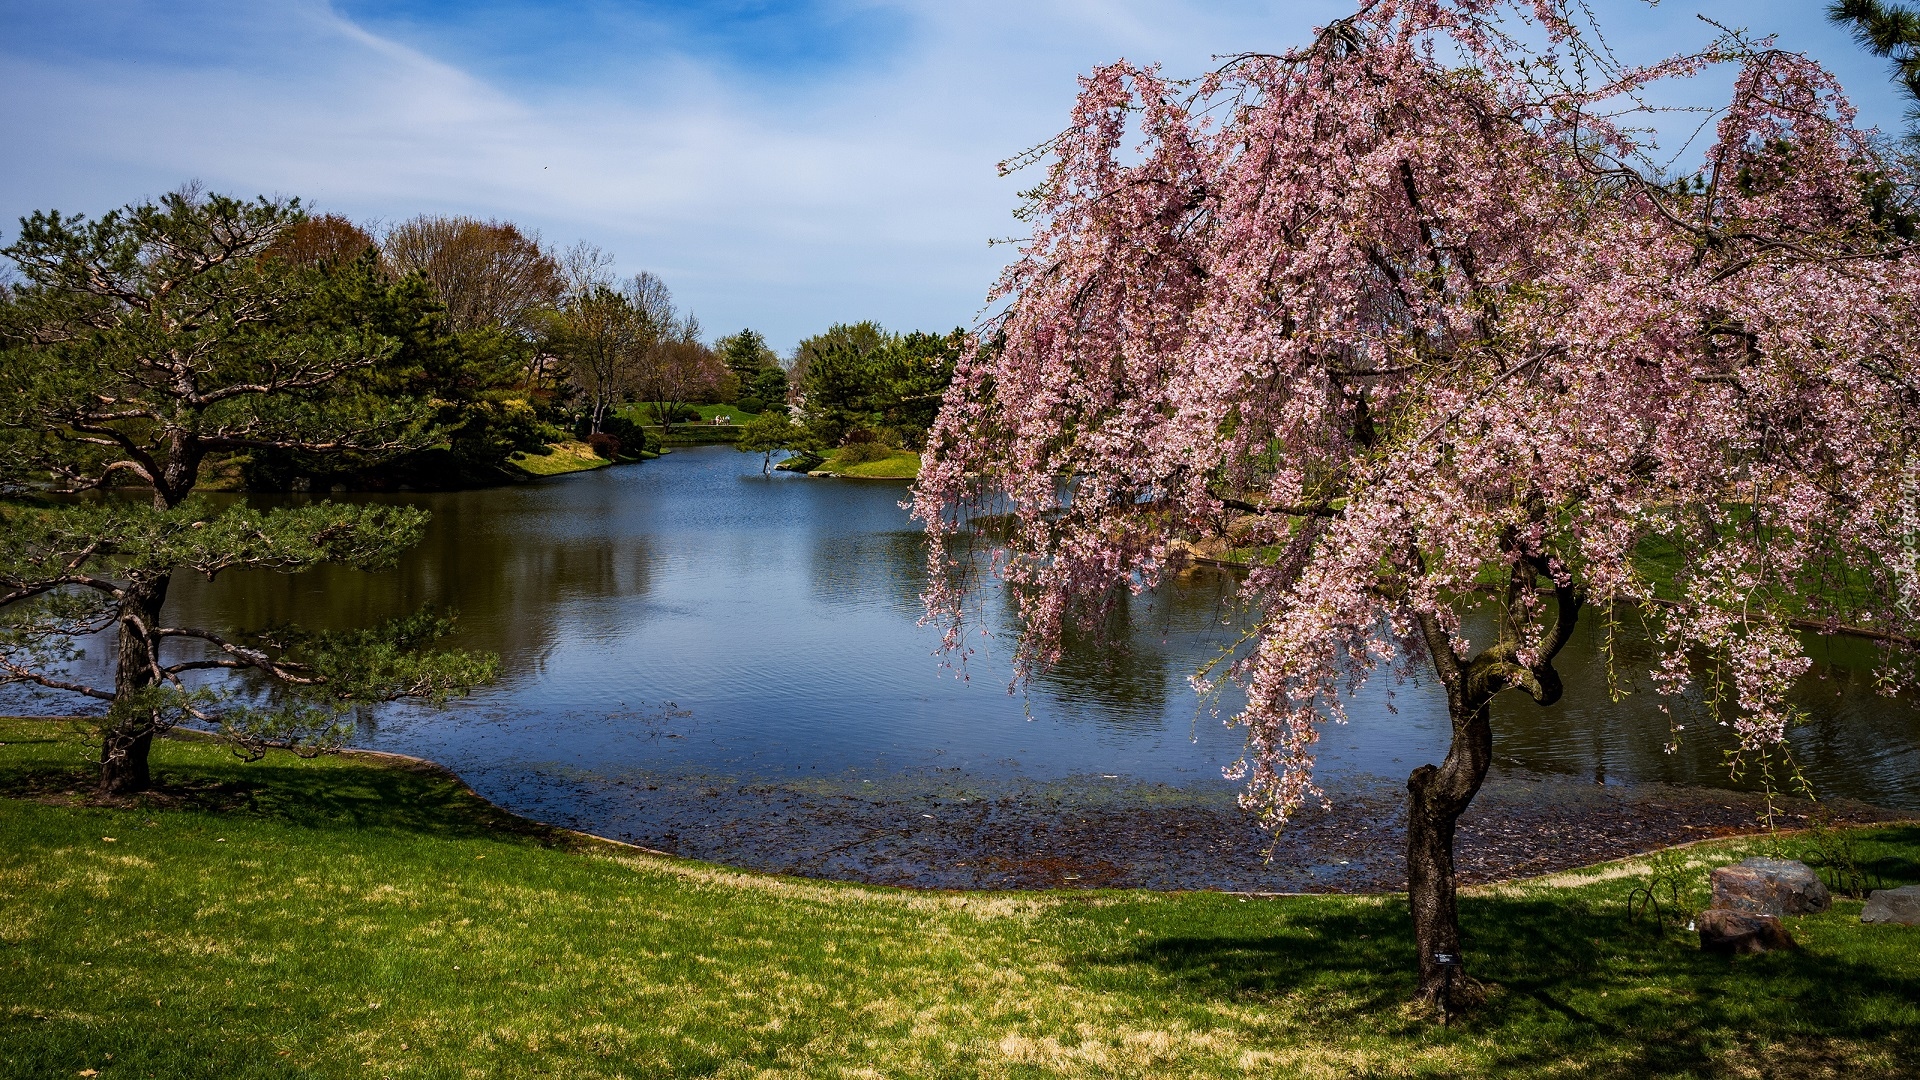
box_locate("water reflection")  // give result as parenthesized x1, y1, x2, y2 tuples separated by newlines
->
(7, 445, 1917, 813)
(1038, 575, 1245, 729)
(807, 529, 929, 617)
(165, 487, 660, 677)
(1490, 612, 1920, 808)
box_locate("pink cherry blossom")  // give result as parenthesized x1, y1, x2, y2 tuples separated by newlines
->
(914, 0, 1920, 1005)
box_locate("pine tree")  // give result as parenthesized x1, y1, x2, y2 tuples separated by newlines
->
(1832, 0, 1920, 135)
(0, 188, 494, 795)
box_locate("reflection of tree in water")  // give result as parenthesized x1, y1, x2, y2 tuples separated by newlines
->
(1038, 590, 1172, 724)
(799, 507, 1253, 729)
(806, 529, 932, 615)
(163, 489, 658, 677)
(1032, 568, 1249, 729)
(1485, 604, 1920, 805)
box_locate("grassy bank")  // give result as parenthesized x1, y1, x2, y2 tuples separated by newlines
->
(1, 718, 1916, 1078)
(508, 440, 613, 477)
(618, 403, 755, 447)
(648, 424, 742, 447)
(811, 448, 921, 479)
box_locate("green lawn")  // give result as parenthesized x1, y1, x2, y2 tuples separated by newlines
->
(507, 440, 612, 477)
(690, 403, 756, 422)
(2, 717, 1916, 1078)
(813, 448, 920, 479)
(617, 403, 760, 425)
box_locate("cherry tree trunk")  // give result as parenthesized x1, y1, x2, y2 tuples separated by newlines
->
(1406, 696, 1494, 1008)
(98, 576, 170, 797)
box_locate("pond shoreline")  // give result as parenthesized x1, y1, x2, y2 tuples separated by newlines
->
(12, 719, 1903, 893)
(384, 743, 1902, 893)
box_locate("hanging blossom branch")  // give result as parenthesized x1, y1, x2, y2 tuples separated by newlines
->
(914, 0, 1920, 1007)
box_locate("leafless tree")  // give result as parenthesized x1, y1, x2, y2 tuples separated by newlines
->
(266, 213, 378, 269)
(541, 247, 655, 433)
(381, 215, 562, 334)
(633, 306, 721, 429)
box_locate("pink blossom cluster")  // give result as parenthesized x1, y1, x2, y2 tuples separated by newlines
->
(913, 0, 1920, 824)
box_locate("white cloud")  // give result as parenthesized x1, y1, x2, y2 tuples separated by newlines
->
(0, 0, 1906, 350)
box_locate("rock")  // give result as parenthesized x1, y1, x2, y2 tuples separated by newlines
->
(1860, 885, 1920, 925)
(1710, 857, 1832, 917)
(1165, 537, 1230, 565)
(1697, 908, 1798, 954)
(1192, 537, 1231, 559)
(1225, 514, 1266, 543)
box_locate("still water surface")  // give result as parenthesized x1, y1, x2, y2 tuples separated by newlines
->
(24, 445, 1920, 820)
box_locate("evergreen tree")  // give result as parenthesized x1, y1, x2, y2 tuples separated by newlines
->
(735, 410, 799, 475)
(792, 321, 891, 445)
(1832, 0, 1920, 135)
(716, 328, 774, 382)
(791, 323, 960, 447)
(0, 188, 494, 795)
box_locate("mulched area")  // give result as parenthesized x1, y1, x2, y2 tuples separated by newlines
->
(462, 764, 1899, 893)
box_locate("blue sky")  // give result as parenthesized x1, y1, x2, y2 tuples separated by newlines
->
(0, 1, 1910, 352)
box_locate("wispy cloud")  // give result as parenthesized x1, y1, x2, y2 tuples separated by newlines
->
(0, 0, 1906, 350)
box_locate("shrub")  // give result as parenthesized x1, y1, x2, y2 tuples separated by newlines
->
(601, 414, 656, 455)
(837, 441, 892, 465)
(1798, 810, 1885, 898)
(841, 427, 878, 446)
(736, 397, 764, 414)
(586, 432, 621, 460)
(648, 403, 702, 424)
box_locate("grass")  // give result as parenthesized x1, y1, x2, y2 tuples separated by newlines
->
(652, 426, 742, 447)
(508, 440, 613, 477)
(1, 717, 1917, 1078)
(813, 448, 921, 479)
(616, 403, 758, 425)
(689, 403, 756, 422)
(612, 405, 746, 447)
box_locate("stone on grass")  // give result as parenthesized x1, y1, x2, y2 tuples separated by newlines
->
(1696, 908, 1797, 954)
(1860, 885, 1920, 925)
(1710, 858, 1831, 917)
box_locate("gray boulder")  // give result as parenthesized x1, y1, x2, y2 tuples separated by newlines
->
(1860, 885, 1920, 926)
(1710, 858, 1832, 917)
(1697, 908, 1797, 954)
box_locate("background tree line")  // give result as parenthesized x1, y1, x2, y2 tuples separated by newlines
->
(741, 321, 962, 466)
(208, 208, 776, 489)
(0, 186, 964, 792)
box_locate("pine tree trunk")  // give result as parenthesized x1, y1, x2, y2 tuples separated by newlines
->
(1405, 696, 1494, 1009)
(98, 575, 171, 797)
(97, 717, 153, 796)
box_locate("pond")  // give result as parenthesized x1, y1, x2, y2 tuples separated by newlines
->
(16, 446, 1919, 888)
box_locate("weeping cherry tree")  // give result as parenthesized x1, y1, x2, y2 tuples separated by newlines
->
(914, 0, 1920, 1008)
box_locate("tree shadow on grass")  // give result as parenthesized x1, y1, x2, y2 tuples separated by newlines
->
(0, 732, 570, 847)
(1471, 891, 1920, 1076)
(163, 758, 572, 845)
(1116, 907, 1418, 1027)
(1101, 879, 1920, 1077)
(1853, 823, 1920, 888)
